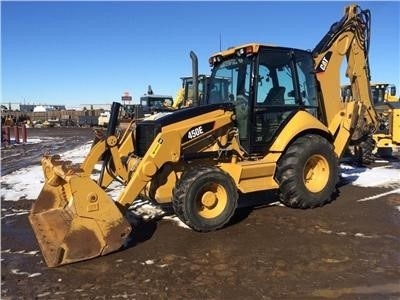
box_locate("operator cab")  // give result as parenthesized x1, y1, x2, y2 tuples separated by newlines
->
(208, 44, 319, 154)
(371, 83, 398, 104)
(181, 75, 209, 107)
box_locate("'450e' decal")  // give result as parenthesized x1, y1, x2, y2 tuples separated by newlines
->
(182, 122, 214, 143)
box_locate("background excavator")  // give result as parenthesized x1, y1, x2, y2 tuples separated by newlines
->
(29, 4, 379, 267)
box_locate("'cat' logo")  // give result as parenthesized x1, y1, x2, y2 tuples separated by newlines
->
(319, 57, 329, 71)
(316, 51, 332, 73)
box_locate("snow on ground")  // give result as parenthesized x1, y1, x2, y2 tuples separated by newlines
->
(341, 163, 400, 189)
(1, 141, 399, 221)
(0, 140, 188, 227)
(0, 141, 93, 202)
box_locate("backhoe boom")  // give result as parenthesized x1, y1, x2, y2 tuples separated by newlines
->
(313, 4, 378, 156)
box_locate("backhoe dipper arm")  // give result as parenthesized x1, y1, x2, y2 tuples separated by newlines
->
(312, 4, 378, 153)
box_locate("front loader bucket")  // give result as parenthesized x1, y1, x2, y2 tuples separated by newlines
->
(29, 156, 131, 267)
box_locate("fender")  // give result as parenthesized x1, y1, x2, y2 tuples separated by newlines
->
(268, 111, 331, 153)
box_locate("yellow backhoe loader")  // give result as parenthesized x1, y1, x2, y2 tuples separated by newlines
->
(173, 74, 210, 109)
(372, 86, 400, 154)
(342, 82, 398, 103)
(342, 82, 399, 157)
(173, 74, 230, 109)
(29, 4, 378, 267)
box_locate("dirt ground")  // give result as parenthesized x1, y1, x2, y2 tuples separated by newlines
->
(1, 127, 400, 299)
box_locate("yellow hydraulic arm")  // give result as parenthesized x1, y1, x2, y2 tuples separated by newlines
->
(312, 4, 378, 157)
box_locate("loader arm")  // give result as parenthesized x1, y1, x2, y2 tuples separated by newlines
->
(312, 4, 378, 157)
(29, 103, 236, 267)
(116, 103, 236, 208)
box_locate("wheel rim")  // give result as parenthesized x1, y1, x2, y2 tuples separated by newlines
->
(303, 154, 330, 193)
(197, 183, 228, 219)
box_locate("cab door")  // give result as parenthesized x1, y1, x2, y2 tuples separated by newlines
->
(250, 48, 318, 154)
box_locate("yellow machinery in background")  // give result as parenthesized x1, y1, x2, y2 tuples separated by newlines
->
(173, 74, 210, 108)
(342, 82, 400, 156)
(371, 83, 398, 102)
(29, 4, 379, 267)
(371, 83, 400, 155)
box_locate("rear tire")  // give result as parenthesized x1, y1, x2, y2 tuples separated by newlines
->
(172, 166, 238, 232)
(276, 134, 338, 209)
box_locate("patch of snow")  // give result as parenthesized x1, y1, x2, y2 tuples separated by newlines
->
(26, 138, 42, 144)
(58, 142, 92, 163)
(354, 233, 377, 238)
(1, 249, 40, 256)
(357, 189, 400, 202)
(144, 259, 154, 265)
(317, 227, 379, 239)
(340, 163, 400, 189)
(0, 209, 30, 220)
(162, 215, 191, 229)
(11, 269, 42, 278)
(0, 165, 44, 200)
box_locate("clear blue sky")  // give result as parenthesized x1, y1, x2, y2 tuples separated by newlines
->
(2, 1, 399, 107)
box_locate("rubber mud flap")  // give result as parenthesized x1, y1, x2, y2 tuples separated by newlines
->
(29, 175, 132, 267)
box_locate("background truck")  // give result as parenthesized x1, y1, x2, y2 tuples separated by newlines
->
(139, 94, 174, 115)
(29, 4, 378, 267)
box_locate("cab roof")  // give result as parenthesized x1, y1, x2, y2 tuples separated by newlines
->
(209, 43, 308, 59)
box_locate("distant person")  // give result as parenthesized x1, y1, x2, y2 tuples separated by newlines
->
(4, 115, 13, 126)
(185, 97, 194, 107)
(163, 99, 173, 107)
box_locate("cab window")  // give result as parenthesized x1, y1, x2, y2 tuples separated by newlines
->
(295, 53, 318, 107)
(256, 49, 294, 106)
(253, 49, 317, 153)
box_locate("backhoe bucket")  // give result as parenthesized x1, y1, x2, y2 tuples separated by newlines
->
(29, 156, 132, 267)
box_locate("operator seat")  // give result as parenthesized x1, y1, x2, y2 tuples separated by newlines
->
(264, 86, 286, 105)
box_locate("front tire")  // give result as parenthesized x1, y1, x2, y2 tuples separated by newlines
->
(172, 166, 238, 232)
(276, 134, 338, 209)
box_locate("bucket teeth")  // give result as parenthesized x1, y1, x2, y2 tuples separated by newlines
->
(42, 156, 83, 181)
